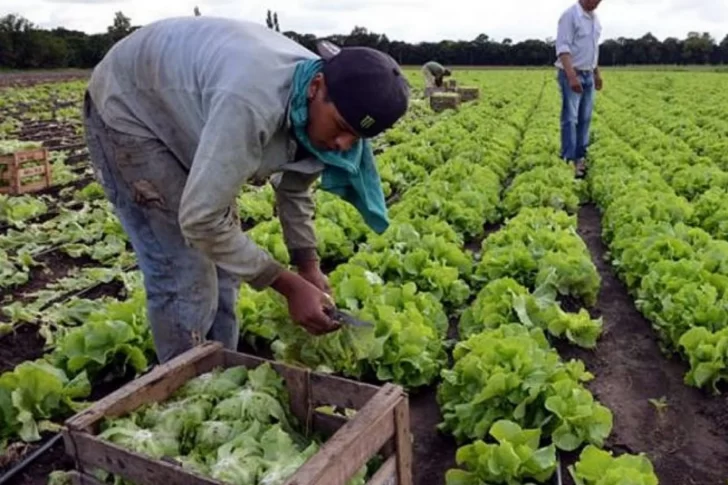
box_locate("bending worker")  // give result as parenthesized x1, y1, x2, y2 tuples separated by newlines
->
(421, 60, 452, 96)
(82, 16, 410, 363)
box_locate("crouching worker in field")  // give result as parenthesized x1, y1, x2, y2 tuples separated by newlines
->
(421, 61, 452, 97)
(82, 17, 409, 363)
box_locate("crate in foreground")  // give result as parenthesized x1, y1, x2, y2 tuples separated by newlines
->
(0, 148, 52, 195)
(62, 342, 413, 485)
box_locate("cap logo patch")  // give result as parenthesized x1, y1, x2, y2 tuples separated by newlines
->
(360, 115, 375, 129)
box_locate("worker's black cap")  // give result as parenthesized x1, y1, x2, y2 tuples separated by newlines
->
(316, 40, 410, 138)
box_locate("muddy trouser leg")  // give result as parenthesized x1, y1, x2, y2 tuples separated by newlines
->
(82, 93, 241, 363)
(208, 266, 241, 348)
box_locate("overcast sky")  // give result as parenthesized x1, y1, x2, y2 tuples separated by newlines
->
(3, 0, 727, 44)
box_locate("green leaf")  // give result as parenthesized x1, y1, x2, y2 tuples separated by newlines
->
(445, 469, 479, 485)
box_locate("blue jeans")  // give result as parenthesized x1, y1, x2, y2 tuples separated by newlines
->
(82, 93, 241, 364)
(558, 69, 595, 162)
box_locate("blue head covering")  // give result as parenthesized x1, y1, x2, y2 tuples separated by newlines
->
(289, 59, 389, 234)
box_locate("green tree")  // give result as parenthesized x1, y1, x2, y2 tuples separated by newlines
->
(108, 11, 132, 44)
(718, 34, 728, 63)
(682, 31, 715, 64)
(0, 14, 34, 67)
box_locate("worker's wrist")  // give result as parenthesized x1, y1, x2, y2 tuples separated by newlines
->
(249, 260, 287, 291)
(271, 270, 300, 298)
(290, 248, 319, 269)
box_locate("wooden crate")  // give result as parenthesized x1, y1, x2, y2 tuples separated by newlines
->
(456, 86, 480, 102)
(62, 342, 413, 485)
(430, 92, 461, 112)
(445, 79, 458, 91)
(0, 148, 52, 195)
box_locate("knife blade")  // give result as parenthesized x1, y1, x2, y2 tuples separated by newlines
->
(324, 306, 374, 328)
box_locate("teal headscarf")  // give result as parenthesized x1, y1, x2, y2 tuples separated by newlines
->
(289, 59, 389, 234)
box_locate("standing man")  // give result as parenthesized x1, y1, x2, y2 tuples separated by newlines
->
(82, 17, 409, 363)
(555, 0, 603, 177)
(421, 61, 452, 97)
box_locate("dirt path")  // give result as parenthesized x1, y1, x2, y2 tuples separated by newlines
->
(0, 70, 90, 88)
(409, 387, 457, 485)
(556, 204, 728, 485)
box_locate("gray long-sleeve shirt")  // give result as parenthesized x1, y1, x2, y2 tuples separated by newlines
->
(423, 61, 446, 77)
(88, 17, 326, 289)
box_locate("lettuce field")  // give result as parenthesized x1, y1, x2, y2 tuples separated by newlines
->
(1, 68, 728, 485)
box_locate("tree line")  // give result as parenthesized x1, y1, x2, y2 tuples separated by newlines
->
(2, 10, 728, 70)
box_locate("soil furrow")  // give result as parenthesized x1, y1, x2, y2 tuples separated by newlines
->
(558, 204, 728, 485)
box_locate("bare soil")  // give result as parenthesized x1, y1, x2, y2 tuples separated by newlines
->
(555, 204, 728, 485)
(0, 436, 71, 485)
(409, 386, 458, 485)
(0, 70, 90, 88)
(0, 324, 46, 374)
(0, 252, 98, 305)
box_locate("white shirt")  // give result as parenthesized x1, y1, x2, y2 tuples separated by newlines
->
(554, 2, 602, 71)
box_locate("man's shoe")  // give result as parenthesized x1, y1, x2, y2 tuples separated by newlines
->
(574, 159, 586, 178)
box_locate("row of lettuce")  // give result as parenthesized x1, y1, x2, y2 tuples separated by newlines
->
(587, 112, 728, 394)
(0, 79, 86, 136)
(597, 80, 728, 246)
(601, 72, 728, 172)
(0, 75, 658, 484)
(436, 85, 656, 484)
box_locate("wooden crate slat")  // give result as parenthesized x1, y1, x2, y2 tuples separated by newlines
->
(223, 350, 380, 410)
(0, 148, 46, 164)
(17, 165, 48, 178)
(311, 411, 349, 437)
(69, 433, 222, 485)
(366, 456, 397, 485)
(394, 400, 413, 485)
(14, 148, 47, 163)
(284, 384, 404, 485)
(66, 342, 223, 432)
(309, 372, 380, 410)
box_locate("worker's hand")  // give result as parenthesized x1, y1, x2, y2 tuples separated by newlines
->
(297, 260, 331, 294)
(272, 271, 339, 336)
(595, 74, 603, 91)
(568, 73, 583, 94)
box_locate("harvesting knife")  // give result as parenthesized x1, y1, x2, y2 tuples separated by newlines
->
(324, 306, 374, 328)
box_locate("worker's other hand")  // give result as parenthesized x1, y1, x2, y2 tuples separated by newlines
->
(595, 74, 603, 91)
(272, 271, 339, 336)
(297, 261, 331, 294)
(568, 74, 583, 94)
